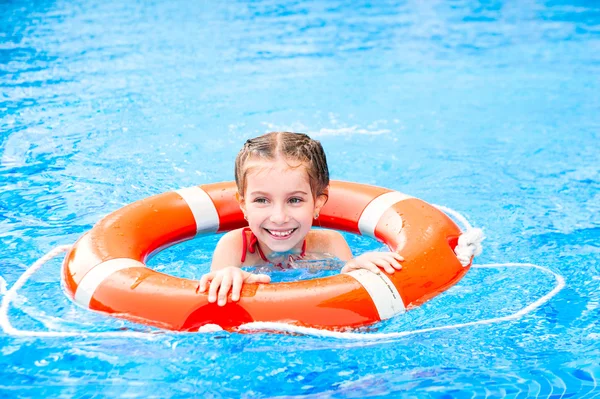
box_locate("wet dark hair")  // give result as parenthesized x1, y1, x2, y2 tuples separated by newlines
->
(234, 132, 329, 198)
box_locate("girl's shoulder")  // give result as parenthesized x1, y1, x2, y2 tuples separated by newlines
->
(306, 229, 353, 261)
(211, 228, 246, 269)
(216, 228, 245, 247)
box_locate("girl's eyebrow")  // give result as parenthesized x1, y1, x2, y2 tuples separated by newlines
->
(249, 190, 309, 196)
(249, 191, 270, 196)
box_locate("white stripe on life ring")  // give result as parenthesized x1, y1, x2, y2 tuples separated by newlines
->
(74, 258, 145, 308)
(175, 186, 220, 235)
(346, 269, 405, 319)
(358, 191, 412, 237)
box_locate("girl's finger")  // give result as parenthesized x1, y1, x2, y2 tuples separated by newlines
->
(362, 261, 381, 275)
(246, 273, 271, 284)
(217, 274, 233, 306)
(373, 258, 395, 274)
(198, 273, 213, 293)
(231, 272, 243, 302)
(382, 255, 403, 270)
(250, 273, 271, 284)
(207, 274, 223, 303)
(374, 254, 401, 270)
(390, 252, 404, 262)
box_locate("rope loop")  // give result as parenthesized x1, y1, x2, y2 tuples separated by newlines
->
(432, 204, 485, 267)
(455, 228, 485, 267)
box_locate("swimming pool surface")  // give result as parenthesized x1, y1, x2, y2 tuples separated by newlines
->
(1, 0, 599, 397)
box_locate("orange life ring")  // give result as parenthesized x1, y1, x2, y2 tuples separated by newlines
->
(62, 181, 471, 331)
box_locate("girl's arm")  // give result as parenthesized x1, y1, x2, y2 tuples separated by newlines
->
(313, 230, 403, 275)
(199, 229, 270, 306)
(210, 230, 244, 271)
(309, 229, 353, 261)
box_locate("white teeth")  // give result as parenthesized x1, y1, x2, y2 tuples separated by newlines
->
(268, 229, 294, 237)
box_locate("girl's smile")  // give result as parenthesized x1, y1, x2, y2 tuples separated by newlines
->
(264, 228, 297, 239)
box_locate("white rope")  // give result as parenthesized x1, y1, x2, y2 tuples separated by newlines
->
(238, 262, 566, 339)
(455, 228, 485, 267)
(434, 204, 485, 267)
(0, 206, 564, 341)
(0, 245, 158, 339)
(433, 204, 474, 230)
(0, 275, 6, 296)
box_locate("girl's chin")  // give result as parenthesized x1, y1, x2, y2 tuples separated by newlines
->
(264, 241, 298, 253)
(262, 236, 302, 254)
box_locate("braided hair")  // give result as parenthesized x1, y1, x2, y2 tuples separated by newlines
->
(234, 132, 329, 199)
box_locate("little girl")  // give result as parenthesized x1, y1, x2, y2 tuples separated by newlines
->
(199, 132, 403, 306)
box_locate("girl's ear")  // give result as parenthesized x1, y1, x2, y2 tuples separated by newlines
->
(236, 192, 247, 217)
(314, 186, 329, 214)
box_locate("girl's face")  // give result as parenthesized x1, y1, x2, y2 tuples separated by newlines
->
(239, 157, 327, 255)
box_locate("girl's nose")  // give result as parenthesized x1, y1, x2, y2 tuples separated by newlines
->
(270, 205, 289, 224)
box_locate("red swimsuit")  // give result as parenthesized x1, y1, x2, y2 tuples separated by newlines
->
(240, 227, 306, 269)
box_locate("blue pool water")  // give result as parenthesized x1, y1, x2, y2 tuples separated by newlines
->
(1, 0, 599, 397)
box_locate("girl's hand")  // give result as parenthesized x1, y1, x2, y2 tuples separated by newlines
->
(199, 267, 271, 306)
(341, 252, 404, 275)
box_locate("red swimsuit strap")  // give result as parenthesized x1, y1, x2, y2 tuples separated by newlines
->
(241, 227, 268, 263)
(240, 227, 306, 263)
